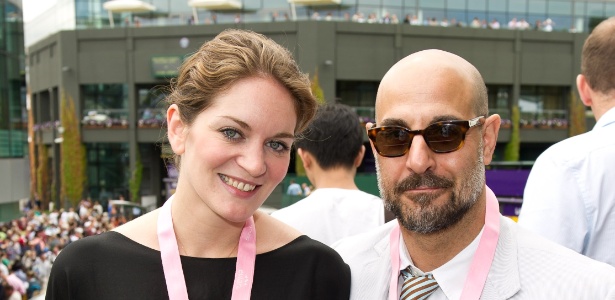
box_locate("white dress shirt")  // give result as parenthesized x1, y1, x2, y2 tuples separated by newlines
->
(271, 188, 384, 246)
(397, 228, 483, 300)
(519, 107, 615, 266)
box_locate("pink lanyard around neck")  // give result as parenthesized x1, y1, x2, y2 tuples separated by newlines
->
(157, 196, 257, 300)
(388, 186, 500, 300)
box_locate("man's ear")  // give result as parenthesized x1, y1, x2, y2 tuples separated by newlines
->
(576, 74, 593, 107)
(297, 148, 312, 170)
(354, 145, 366, 168)
(365, 122, 378, 158)
(167, 104, 186, 155)
(482, 114, 500, 166)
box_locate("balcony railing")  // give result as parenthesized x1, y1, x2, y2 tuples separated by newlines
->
(82, 109, 129, 129)
(138, 108, 166, 128)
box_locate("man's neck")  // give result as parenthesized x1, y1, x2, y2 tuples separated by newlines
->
(400, 197, 486, 272)
(309, 166, 359, 190)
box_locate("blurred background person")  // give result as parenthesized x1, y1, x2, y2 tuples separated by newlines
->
(272, 104, 386, 246)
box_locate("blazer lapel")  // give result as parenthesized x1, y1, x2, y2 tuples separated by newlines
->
(481, 216, 521, 299)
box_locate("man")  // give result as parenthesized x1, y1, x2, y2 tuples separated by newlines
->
(518, 17, 615, 266)
(273, 104, 385, 245)
(286, 179, 302, 195)
(334, 49, 615, 299)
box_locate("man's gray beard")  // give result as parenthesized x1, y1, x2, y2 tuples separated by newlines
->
(376, 145, 485, 234)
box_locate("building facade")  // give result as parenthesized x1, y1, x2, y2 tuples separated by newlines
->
(0, 0, 27, 222)
(25, 0, 607, 209)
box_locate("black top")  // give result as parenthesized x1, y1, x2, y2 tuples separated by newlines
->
(45, 232, 350, 300)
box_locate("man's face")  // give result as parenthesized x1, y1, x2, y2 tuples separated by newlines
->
(372, 64, 486, 234)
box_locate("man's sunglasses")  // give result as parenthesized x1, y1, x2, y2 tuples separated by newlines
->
(367, 116, 484, 157)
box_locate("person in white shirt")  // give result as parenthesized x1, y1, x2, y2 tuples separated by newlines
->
(333, 49, 615, 299)
(518, 17, 615, 267)
(272, 104, 386, 246)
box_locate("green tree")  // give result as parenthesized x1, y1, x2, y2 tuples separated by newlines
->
(60, 95, 87, 207)
(504, 105, 520, 161)
(36, 143, 49, 210)
(569, 90, 587, 137)
(129, 150, 143, 203)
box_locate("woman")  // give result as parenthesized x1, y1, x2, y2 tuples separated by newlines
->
(45, 29, 350, 300)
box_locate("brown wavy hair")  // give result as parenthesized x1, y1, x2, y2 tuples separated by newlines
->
(166, 29, 318, 169)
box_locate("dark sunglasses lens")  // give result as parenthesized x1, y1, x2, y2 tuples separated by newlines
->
(376, 128, 412, 156)
(424, 123, 464, 152)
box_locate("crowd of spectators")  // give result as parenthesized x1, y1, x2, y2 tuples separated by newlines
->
(308, 11, 565, 32)
(0, 199, 123, 299)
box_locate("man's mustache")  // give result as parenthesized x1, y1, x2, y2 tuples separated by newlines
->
(394, 172, 454, 196)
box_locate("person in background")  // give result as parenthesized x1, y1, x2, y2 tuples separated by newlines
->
(334, 49, 615, 299)
(518, 17, 615, 267)
(272, 104, 385, 246)
(45, 29, 350, 299)
(300, 183, 311, 196)
(286, 179, 302, 195)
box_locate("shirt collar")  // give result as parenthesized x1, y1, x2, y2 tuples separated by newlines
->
(594, 106, 615, 129)
(399, 227, 484, 300)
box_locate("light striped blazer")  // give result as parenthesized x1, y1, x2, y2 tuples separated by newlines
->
(334, 216, 615, 299)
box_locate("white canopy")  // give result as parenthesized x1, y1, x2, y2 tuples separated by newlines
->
(287, 0, 341, 5)
(103, 0, 156, 13)
(103, 0, 156, 27)
(188, 0, 242, 10)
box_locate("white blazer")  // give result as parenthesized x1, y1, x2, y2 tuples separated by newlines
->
(334, 216, 615, 299)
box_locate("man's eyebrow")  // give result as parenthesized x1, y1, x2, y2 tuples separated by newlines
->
(378, 115, 464, 128)
(379, 118, 408, 127)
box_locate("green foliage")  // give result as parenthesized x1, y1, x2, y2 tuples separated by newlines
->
(36, 143, 49, 210)
(60, 95, 87, 207)
(569, 91, 587, 137)
(504, 105, 520, 161)
(129, 150, 143, 203)
(311, 68, 326, 104)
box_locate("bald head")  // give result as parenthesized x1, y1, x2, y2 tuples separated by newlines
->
(377, 50, 488, 118)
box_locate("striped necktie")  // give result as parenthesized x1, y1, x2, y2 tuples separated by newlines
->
(400, 267, 439, 300)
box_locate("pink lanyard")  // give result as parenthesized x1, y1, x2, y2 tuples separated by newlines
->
(157, 196, 257, 300)
(388, 187, 500, 300)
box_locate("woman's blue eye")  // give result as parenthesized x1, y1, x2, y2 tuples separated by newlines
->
(267, 141, 289, 152)
(222, 128, 241, 140)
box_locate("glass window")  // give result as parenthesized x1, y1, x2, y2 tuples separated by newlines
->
(487, 12, 507, 28)
(528, 1, 546, 14)
(519, 86, 569, 128)
(81, 84, 128, 128)
(447, 10, 468, 26)
(508, 0, 526, 14)
(336, 81, 379, 119)
(573, 2, 585, 16)
(547, 15, 572, 32)
(383, 0, 402, 7)
(587, 3, 604, 17)
(137, 85, 167, 128)
(448, 0, 466, 10)
(419, 0, 444, 9)
(487, 85, 511, 121)
(359, 0, 381, 5)
(488, 0, 506, 13)
(86, 143, 130, 207)
(548, 1, 571, 15)
(606, 4, 615, 17)
(468, 0, 486, 11)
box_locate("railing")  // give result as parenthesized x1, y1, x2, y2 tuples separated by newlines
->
(81, 109, 129, 128)
(137, 108, 166, 128)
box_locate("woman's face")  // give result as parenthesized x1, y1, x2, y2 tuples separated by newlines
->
(168, 76, 297, 223)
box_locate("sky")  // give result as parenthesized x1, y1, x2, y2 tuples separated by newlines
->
(23, 0, 58, 22)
